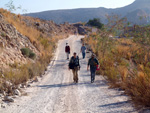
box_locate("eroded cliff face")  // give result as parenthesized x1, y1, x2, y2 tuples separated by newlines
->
(0, 14, 39, 69)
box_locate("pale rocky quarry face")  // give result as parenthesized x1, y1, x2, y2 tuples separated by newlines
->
(0, 14, 39, 69)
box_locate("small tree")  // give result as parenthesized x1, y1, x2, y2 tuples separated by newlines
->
(5, 0, 27, 14)
(5, 0, 21, 12)
(87, 18, 104, 29)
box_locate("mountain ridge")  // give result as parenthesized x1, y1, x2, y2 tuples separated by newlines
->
(25, 0, 150, 24)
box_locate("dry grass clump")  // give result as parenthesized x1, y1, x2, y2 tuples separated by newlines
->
(4, 55, 51, 86)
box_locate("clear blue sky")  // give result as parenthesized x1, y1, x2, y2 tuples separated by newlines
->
(0, 0, 135, 14)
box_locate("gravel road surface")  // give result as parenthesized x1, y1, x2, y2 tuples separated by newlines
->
(0, 35, 137, 113)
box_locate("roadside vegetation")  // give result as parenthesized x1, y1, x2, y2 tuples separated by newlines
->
(84, 16, 150, 108)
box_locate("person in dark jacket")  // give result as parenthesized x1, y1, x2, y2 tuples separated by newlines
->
(65, 43, 70, 59)
(69, 52, 80, 83)
(87, 54, 99, 83)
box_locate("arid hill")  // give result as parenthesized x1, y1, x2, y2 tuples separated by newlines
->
(26, 0, 150, 25)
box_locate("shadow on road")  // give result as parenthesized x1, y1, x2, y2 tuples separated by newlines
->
(37, 80, 107, 89)
(98, 101, 136, 112)
(99, 101, 129, 108)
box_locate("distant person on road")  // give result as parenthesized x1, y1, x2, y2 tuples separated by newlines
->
(69, 52, 80, 83)
(87, 54, 99, 83)
(80, 43, 86, 59)
(65, 43, 70, 59)
(74, 30, 78, 36)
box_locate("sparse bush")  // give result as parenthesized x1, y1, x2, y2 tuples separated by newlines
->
(20, 48, 36, 59)
(29, 52, 36, 59)
(20, 48, 31, 57)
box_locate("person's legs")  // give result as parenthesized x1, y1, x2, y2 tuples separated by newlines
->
(82, 52, 85, 59)
(90, 67, 96, 83)
(66, 52, 68, 59)
(93, 69, 96, 82)
(72, 69, 76, 82)
(74, 67, 78, 83)
(91, 73, 94, 83)
(84, 52, 86, 58)
(68, 52, 70, 59)
(90, 68, 94, 82)
(66, 52, 69, 59)
(82, 52, 84, 59)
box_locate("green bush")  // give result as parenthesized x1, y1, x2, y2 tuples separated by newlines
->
(29, 52, 36, 59)
(20, 48, 30, 56)
(20, 48, 36, 59)
(87, 18, 104, 29)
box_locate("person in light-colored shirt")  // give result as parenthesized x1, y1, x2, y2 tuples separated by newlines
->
(80, 43, 86, 59)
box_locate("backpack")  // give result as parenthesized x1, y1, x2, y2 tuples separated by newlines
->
(69, 56, 79, 69)
(69, 62, 74, 69)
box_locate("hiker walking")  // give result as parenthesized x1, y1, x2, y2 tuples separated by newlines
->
(80, 43, 86, 59)
(69, 52, 80, 83)
(87, 54, 99, 83)
(65, 43, 70, 59)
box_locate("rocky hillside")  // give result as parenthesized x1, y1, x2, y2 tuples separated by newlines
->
(0, 14, 39, 69)
(0, 8, 77, 104)
(25, 0, 150, 25)
(22, 17, 77, 37)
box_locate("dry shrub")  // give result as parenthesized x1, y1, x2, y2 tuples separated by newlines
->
(125, 74, 150, 107)
(85, 28, 150, 107)
(4, 65, 29, 85)
(104, 66, 119, 83)
(4, 54, 52, 86)
(118, 66, 128, 82)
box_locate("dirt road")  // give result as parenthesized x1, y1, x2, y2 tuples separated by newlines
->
(0, 35, 137, 113)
